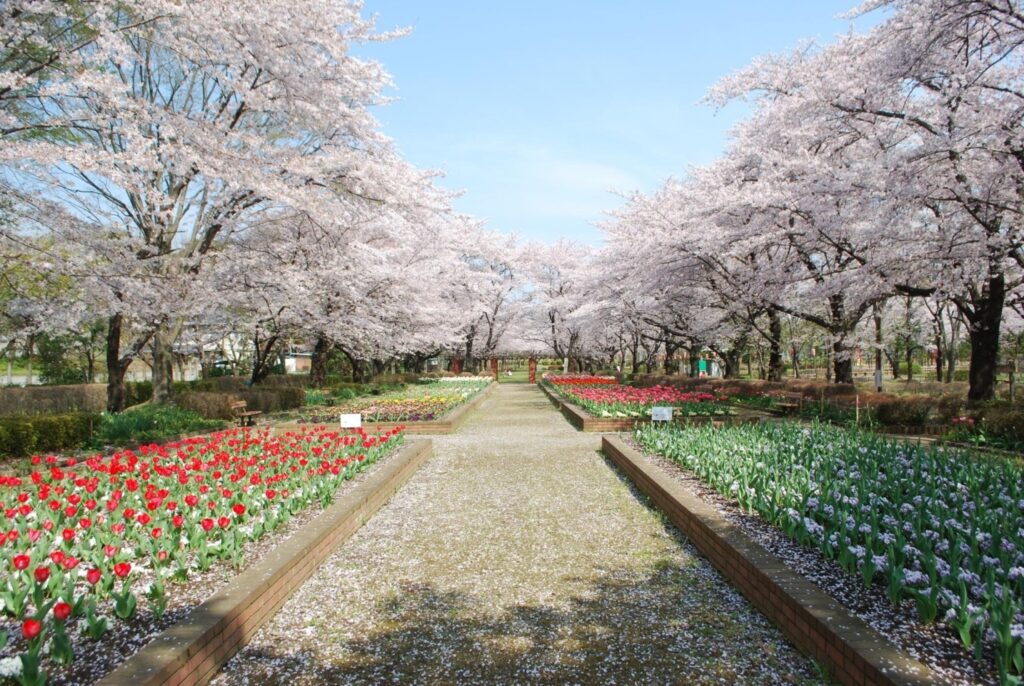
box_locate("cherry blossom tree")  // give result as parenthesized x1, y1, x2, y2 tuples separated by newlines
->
(0, 0, 412, 407)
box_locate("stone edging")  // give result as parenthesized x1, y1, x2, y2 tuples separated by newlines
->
(271, 381, 497, 436)
(96, 438, 434, 686)
(601, 435, 941, 686)
(539, 383, 755, 433)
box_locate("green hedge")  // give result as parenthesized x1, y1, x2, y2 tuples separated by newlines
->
(0, 412, 100, 457)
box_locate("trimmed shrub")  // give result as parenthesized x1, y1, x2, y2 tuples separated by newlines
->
(0, 412, 100, 456)
(176, 392, 239, 420)
(232, 387, 305, 414)
(874, 398, 934, 427)
(261, 374, 310, 388)
(979, 407, 1024, 445)
(0, 384, 106, 414)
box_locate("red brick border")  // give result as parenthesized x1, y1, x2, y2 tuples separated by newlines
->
(96, 439, 433, 686)
(601, 436, 942, 686)
(272, 381, 496, 436)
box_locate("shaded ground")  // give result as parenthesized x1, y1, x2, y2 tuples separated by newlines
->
(214, 385, 826, 685)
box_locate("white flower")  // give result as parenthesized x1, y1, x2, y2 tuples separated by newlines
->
(0, 657, 22, 678)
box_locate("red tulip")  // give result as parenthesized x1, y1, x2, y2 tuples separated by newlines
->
(22, 618, 42, 640)
(53, 602, 71, 621)
(232, 503, 246, 516)
(33, 566, 49, 583)
(113, 562, 131, 578)
(201, 517, 214, 532)
(86, 568, 102, 585)
(12, 554, 29, 570)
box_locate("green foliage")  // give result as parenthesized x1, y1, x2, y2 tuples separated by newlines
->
(0, 412, 99, 456)
(37, 333, 87, 384)
(874, 398, 934, 427)
(125, 381, 153, 406)
(91, 405, 224, 447)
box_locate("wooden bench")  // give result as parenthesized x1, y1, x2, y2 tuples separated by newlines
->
(230, 400, 262, 427)
(767, 391, 804, 413)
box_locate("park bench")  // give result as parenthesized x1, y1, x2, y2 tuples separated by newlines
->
(230, 400, 262, 427)
(767, 391, 804, 414)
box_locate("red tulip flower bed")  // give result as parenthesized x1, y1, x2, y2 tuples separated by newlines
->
(0, 425, 402, 685)
(543, 374, 618, 386)
(546, 381, 732, 419)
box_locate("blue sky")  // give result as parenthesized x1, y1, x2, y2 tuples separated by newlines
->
(358, 2, 883, 244)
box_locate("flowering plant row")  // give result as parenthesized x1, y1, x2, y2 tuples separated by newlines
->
(300, 379, 489, 424)
(428, 376, 494, 383)
(547, 381, 731, 418)
(542, 374, 618, 386)
(635, 421, 1024, 684)
(0, 425, 402, 684)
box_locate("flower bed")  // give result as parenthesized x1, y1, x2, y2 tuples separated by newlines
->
(635, 421, 1024, 685)
(0, 425, 402, 685)
(298, 379, 490, 424)
(544, 377, 732, 419)
(543, 374, 618, 386)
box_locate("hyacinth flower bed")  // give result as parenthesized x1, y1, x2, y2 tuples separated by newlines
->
(299, 378, 490, 424)
(0, 425, 402, 685)
(544, 376, 732, 419)
(635, 421, 1024, 685)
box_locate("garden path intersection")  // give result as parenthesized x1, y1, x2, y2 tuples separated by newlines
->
(214, 385, 825, 685)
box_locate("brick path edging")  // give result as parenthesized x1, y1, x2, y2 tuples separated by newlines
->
(272, 382, 497, 436)
(601, 436, 942, 686)
(96, 439, 433, 686)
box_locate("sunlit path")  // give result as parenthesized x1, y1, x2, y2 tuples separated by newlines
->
(214, 385, 824, 685)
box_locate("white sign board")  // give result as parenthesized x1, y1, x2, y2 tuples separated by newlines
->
(651, 406, 673, 422)
(339, 413, 362, 428)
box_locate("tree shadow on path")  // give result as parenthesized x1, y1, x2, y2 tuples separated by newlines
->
(225, 563, 824, 686)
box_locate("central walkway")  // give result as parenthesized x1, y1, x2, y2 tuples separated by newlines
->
(215, 385, 823, 685)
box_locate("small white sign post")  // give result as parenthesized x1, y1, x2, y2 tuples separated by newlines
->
(651, 406, 673, 422)
(339, 413, 362, 429)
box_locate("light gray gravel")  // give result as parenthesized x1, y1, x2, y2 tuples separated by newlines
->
(213, 385, 828, 685)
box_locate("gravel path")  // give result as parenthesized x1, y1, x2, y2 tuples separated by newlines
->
(214, 385, 827, 685)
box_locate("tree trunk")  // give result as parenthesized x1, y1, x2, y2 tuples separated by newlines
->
(249, 334, 280, 385)
(310, 335, 330, 387)
(664, 340, 679, 375)
(906, 346, 914, 382)
(767, 308, 783, 381)
(874, 307, 884, 382)
(965, 274, 1006, 402)
(688, 345, 701, 378)
(150, 330, 174, 403)
(832, 339, 853, 385)
(105, 314, 129, 413)
(24, 337, 32, 385)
